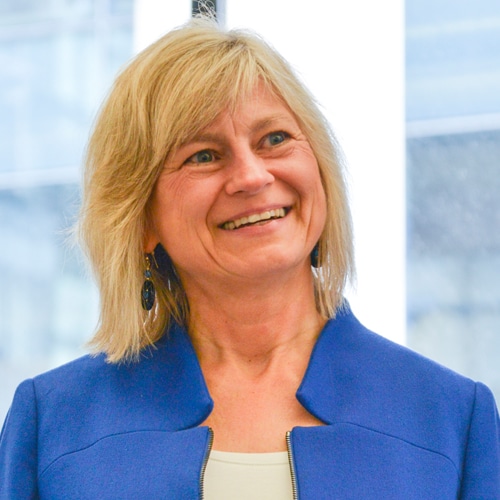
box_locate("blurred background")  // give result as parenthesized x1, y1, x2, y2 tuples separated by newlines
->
(1, 0, 499, 420)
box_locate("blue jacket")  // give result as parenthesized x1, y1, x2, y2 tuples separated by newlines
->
(1, 307, 499, 499)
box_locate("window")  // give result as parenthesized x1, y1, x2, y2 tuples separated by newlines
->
(406, 0, 500, 399)
(0, 0, 134, 418)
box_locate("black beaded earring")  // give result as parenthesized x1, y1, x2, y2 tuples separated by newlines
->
(141, 254, 155, 311)
(310, 243, 320, 268)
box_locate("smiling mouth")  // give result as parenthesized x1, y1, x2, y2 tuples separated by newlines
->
(220, 207, 289, 230)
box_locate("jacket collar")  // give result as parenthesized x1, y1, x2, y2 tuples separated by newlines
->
(296, 304, 363, 424)
(150, 304, 361, 430)
(138, 322, 213, 430)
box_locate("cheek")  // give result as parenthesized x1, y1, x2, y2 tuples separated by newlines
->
(303, 158, 326, 205)
(149, 174, 218, 245)
(308, 164, 328, 229)
(151, 171, 195, 220)
(314, 184, 328, 232)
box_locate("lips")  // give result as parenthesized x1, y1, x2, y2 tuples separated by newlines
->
(221, 207, 288, 230)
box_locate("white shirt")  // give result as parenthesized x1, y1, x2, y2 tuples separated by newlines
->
(203, 450, 293, 499)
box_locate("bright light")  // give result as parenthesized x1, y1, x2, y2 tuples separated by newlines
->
(133, 0, 191, 53)
(227, 1, 406, 343)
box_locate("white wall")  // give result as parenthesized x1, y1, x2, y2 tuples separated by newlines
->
(134, 0, 407, 343)
(133, 0, 191, 52)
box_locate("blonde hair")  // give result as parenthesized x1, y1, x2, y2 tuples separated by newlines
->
(79, 17, 354, 362)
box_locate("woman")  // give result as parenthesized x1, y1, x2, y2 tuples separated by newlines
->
(1, 17, 499, 499)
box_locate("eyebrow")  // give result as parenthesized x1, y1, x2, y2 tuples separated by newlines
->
(250, 113, 296, 133)
(182, 113, 297, 147)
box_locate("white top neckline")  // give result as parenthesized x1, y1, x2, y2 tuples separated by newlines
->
(208, 450, 289, 464)
(204, 450, 293, 499)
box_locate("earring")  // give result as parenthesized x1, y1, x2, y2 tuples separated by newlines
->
(141, 254, 155, 311)
(311, 243, 320, 268)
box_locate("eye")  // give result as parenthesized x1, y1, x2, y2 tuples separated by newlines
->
(185, 149, 215, 165)
(264, 131, 290, 147)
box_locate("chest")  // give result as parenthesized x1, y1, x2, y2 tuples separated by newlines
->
(201, 384, 324, 452)
(200, 361, 325, 452)
(37, 425, 460, 499)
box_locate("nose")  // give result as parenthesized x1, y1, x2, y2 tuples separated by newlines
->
(224, 149, 275, 196)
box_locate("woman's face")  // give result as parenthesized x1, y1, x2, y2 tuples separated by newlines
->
(145, 84, 327, 286)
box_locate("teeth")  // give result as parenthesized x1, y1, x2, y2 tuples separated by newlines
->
(222, 208, 286, 230)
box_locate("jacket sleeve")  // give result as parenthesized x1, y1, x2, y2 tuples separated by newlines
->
(0, 379, 39, 500)
(460, 381, 500, 499)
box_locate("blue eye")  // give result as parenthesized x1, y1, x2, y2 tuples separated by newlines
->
(187, 150, 214, 164)
(267, 131, 288, 146)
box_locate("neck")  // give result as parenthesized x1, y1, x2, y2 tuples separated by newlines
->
(183, 265, 325, 367)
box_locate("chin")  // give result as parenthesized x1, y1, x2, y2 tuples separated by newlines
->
(234, 254, 309, 279)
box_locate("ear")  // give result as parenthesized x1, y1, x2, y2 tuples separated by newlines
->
(144, 222, 160, 254)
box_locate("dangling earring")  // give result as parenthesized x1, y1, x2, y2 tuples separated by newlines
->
(141, 254, 155, 311)
(311, 243, 320, 268)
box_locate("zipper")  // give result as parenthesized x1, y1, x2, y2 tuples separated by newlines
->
(286, 431, 299, 500)
(200, 428, 297, 499)
(199, 427, 214, 500)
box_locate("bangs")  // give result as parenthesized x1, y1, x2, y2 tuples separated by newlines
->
(151, 35, 277, 162)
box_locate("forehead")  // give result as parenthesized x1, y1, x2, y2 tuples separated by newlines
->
(200, 84, 298, 135)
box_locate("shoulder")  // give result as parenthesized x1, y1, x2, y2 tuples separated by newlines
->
(3, 354, 111, 434)
(23, 321, 194, 408)
(318, 306, 478, 398)
(2, 324, 212, 472)
(301, 306, 498, 445)
(0, 356, 109, 495)
(23, 338, 178, 422)
(32, 352, 109, 393)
